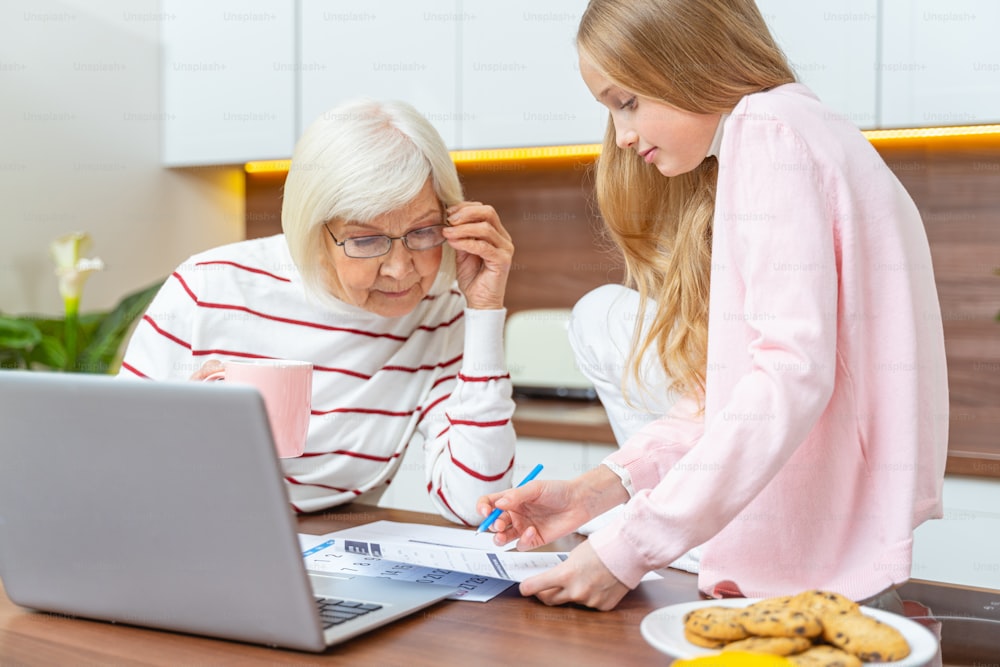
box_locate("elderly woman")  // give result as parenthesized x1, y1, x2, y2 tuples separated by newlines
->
(120, 98, 516, 524)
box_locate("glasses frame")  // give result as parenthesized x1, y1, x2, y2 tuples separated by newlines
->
(324, 210, 450, 259)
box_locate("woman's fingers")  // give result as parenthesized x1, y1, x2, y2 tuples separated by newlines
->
(189, 359, 223, 380)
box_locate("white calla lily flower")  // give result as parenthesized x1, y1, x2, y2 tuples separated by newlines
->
(49, 232, 104, 305)
(56, 257, 106, 303)
(50, 232, 92, 271)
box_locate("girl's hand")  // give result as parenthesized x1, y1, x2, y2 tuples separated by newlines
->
(477, 479, 593, 550)
(519, 540, 630, 611)
(476, 467, 629, 550)
(443, 202, 513, 310)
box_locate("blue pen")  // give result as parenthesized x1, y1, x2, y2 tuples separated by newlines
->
(475, 463, 544, 534)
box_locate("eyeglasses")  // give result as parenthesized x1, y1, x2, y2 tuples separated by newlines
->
(324, 222, 449, 259)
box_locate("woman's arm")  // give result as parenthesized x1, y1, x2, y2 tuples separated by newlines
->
(418, 307, 517, 525)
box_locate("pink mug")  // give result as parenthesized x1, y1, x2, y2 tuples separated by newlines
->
(205, 359, 312, 458)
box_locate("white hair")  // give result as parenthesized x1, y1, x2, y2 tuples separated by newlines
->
(282, 98, 461, 301)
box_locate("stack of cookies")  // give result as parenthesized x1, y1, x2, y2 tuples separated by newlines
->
(683, 590, 911, 666)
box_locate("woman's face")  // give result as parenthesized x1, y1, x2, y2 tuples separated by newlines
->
(579, 53, 721, 177)
(322, 179, 445, 318)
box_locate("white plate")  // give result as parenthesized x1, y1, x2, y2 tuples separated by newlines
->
(640, 598, 939, 666)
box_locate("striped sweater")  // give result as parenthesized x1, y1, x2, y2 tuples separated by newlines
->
(119, 234, 516, 524)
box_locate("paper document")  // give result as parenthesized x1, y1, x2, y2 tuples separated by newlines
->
(304, 542, 514, 602)
(337, 538, 568, 581)
(299, 520, 568, 602)
(318, 519, 518, 551)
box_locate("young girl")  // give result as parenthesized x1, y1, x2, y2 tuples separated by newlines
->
(479, 0, 948, 610)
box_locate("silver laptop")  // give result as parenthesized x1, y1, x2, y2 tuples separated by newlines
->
(0, 370, 452, 652)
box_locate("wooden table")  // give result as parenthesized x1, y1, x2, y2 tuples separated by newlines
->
(0, 505, 702, 666)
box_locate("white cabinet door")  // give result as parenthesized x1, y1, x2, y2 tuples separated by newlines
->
(757, 1, 879, 129)
(880, 0, 1000, 128)
(298, 0, 459, 147)
(162, 0, 296, 166)
(458, 1, 605, 148)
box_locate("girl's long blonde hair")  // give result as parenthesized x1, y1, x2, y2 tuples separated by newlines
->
(577, 0, 796, 404)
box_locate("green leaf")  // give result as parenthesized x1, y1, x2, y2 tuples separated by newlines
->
(26, 316, 59, 333)
(26, 334, 67, 370)
(0, 316, 43, 350)
(2, 278, 163, 374)
(77, 279, 164, 373)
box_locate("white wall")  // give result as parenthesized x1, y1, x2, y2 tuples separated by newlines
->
(0, 0, 241, 318)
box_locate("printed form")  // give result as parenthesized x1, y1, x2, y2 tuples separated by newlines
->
(299, 520, 569, 602)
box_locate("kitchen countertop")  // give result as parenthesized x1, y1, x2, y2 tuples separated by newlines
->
(896, 578, 1000, 665)
(513, 396, 616, 443)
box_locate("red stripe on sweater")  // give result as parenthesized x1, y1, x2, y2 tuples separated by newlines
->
(449, 451, 515, 483)
(448, 417, 511, 428)
(142, 314, 193, 351)
(416, 393, 450, 425)
(299, 449, 402, 463)
(458, 372, 512, 383)
(432, 374, 458, 390)
(285, 476, 350, 492)
(310, 364, 371, 380)
(314, 356, 457, 378)
(415, 311, 463, 333)
(284, 476, 362, 495)
(311, 407, 416, 418)
(194, 260, 292, 283)
(118, 361, 149, 378)
(138, 317, 448, 381)
(436, 487, 471, 527)
(382, 353, 463, 374)
(171, 272, 462, 341)
(190, 349, 294, 361)
(439, 354, 462, 370)
(146, 282, 461, 379)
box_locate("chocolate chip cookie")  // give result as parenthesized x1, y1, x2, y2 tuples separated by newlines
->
(821, 611, 911, 661)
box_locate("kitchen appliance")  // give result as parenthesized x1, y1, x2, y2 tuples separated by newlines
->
(504, 308, 597, 400)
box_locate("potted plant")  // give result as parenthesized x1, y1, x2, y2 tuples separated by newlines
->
(0, 232, 162, 373)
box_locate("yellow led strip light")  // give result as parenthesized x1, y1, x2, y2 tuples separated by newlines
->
(245, 125, 1000, 175)
(863, 124, 1000, 142)
(448, 143, 602, 164)
(245, 144, 602, 174)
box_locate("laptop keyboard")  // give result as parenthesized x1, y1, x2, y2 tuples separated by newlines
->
(315, 597, 384, 629)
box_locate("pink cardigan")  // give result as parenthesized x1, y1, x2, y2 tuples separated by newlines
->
(589, 84, 948, 600)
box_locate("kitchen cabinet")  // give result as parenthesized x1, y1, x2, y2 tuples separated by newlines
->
(164, 0, 601, 161)
(458, 0, 604, 148)
(721, 1, 1000, 131)
(757, 0, 879, 129)
(161, 0, 296, 166)
(298, 0, 460, 146)
(299, 0, 603, 149)
(161, 1, 1000, 165)
(880, 0, 1000, 128)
